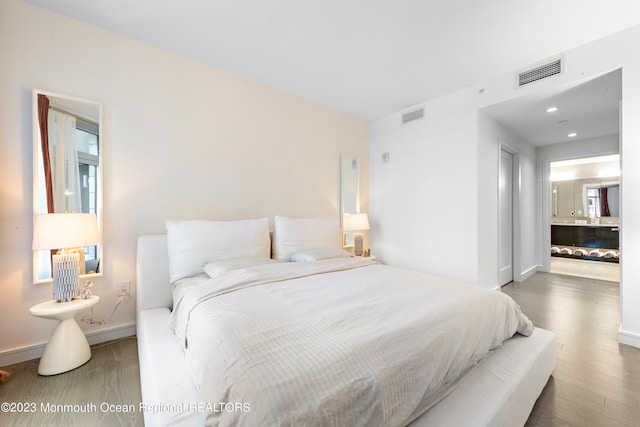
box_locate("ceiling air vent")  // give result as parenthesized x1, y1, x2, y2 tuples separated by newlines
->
(518, 59, 563, 87)
(401, 107, 424, 125)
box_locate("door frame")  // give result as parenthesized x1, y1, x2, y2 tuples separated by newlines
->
(499, 141, 522, 284)
(541, 150, 620, 273)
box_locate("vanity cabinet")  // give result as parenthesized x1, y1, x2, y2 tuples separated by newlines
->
(551, 225, 619, 250)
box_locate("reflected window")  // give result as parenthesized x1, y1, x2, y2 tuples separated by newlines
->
(75, 119, 99, 265)
(587, 188, 600, 218)
(50, 116, 99, 265)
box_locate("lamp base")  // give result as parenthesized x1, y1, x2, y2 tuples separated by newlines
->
(354, 232, 364, 256)
(52, 252, 80, 302)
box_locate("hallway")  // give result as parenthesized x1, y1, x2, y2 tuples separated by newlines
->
(503, 272, 638, 426)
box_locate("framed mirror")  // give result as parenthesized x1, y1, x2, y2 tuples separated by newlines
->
(340, 154, 360, 246)
(33, 89, 103, 284)
(551, 179, 620, 219)
(550, 155, 620, 221)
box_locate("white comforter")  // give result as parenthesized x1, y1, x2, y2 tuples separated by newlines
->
(168, 258, 533, 427)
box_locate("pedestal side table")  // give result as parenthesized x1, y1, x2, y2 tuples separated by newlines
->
(29, 296, 99, 375)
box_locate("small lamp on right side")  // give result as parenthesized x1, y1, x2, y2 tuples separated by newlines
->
(344, 213, 370, 256)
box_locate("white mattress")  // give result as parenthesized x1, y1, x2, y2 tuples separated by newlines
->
(137, 307, 554, 427)
(410, 327, 555, 426)
(137, 308, 204, 427)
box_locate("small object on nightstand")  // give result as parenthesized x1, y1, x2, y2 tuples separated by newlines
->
(81, 281, 94, 299)
(29, 296, 99, 375)
(356, 249, 376, 261)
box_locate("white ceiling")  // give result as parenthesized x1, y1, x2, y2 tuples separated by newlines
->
(483, 69, 622, 146)
(24, 0, 640, 123)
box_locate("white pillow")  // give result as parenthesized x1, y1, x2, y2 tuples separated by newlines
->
(291, 247, 354, 262)
(203, 257, 275, 278)
(166, 218, 270, 283)
(272, 216, 341, 262)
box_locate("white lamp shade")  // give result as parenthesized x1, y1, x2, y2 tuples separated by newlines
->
(344, 213, 370, 231)
(33, 213, 99, 250)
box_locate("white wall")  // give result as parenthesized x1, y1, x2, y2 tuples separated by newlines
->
(368, 90, 537, 291)
(0, 0, 368, 365)
(370, 24, 640, 347)
(369, 88, 479, 284)
(477, 111, 538, 286)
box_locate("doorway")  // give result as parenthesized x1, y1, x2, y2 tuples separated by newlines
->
(499, 149, 514, 286)
(548, 155, 620, 282)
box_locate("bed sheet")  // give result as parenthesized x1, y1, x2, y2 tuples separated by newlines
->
(169, 258, 533, 426)
(172, 273, 209, 309)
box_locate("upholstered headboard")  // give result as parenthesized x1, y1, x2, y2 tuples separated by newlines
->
(136, 235, 172, 313)
(136, 217, 341, 314)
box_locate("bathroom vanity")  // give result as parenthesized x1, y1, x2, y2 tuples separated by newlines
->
(551, 223, 619, 262)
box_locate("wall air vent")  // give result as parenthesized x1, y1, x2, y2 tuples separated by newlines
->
(518, 58, 563, 87)
(401, 107, 424, 125)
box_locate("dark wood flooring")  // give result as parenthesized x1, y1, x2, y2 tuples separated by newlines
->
(1, 272, 639, 426)
(503, 272, 640, 427)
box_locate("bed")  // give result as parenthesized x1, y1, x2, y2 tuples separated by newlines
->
(136, 217, 555, 426)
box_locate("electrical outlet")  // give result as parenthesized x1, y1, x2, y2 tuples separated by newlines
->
(117, 281, 130, 296)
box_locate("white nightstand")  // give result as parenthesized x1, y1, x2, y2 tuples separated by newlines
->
(29, 296, 99, 375)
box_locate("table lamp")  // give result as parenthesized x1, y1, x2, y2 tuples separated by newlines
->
(344, 213, 370, 256)
(32, 213, 99, 302)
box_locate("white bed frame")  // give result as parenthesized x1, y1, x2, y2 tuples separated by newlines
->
(136, 235, 556, 427)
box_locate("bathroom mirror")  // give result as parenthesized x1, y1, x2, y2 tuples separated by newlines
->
(552, 179, 619, 219)
(340, 154, 360, 246)
(551, 180, 576, 218)
(33, 89, 103, 283)
(550, 155, 620, 220)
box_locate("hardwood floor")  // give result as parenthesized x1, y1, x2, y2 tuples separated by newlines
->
(503, 272, 640, 427)
(0, 337, 143, 427)
(550, 257, 620, 282)
(1, 272, 639, 426)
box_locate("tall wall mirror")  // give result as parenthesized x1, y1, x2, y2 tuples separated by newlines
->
(33, 89, 103, 283)
(340, 154, 360, 246)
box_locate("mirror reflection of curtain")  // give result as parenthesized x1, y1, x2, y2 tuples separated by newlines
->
(599, 187, 611, 217)
(601, 186, 620, 217)
(37, 94, 54, 213)
(36, 95, 54, 279)
(49, 110, 82, 213)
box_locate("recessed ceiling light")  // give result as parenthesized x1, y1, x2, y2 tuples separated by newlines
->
(546, 106, 559, 113)
(568, 132, 577, 138)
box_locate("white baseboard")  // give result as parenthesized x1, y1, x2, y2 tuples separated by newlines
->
(518, 265, 540, 282)
(495, 265, 541, 290)
(618, 328, 640, 349)
(0, 322, 136, 367)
